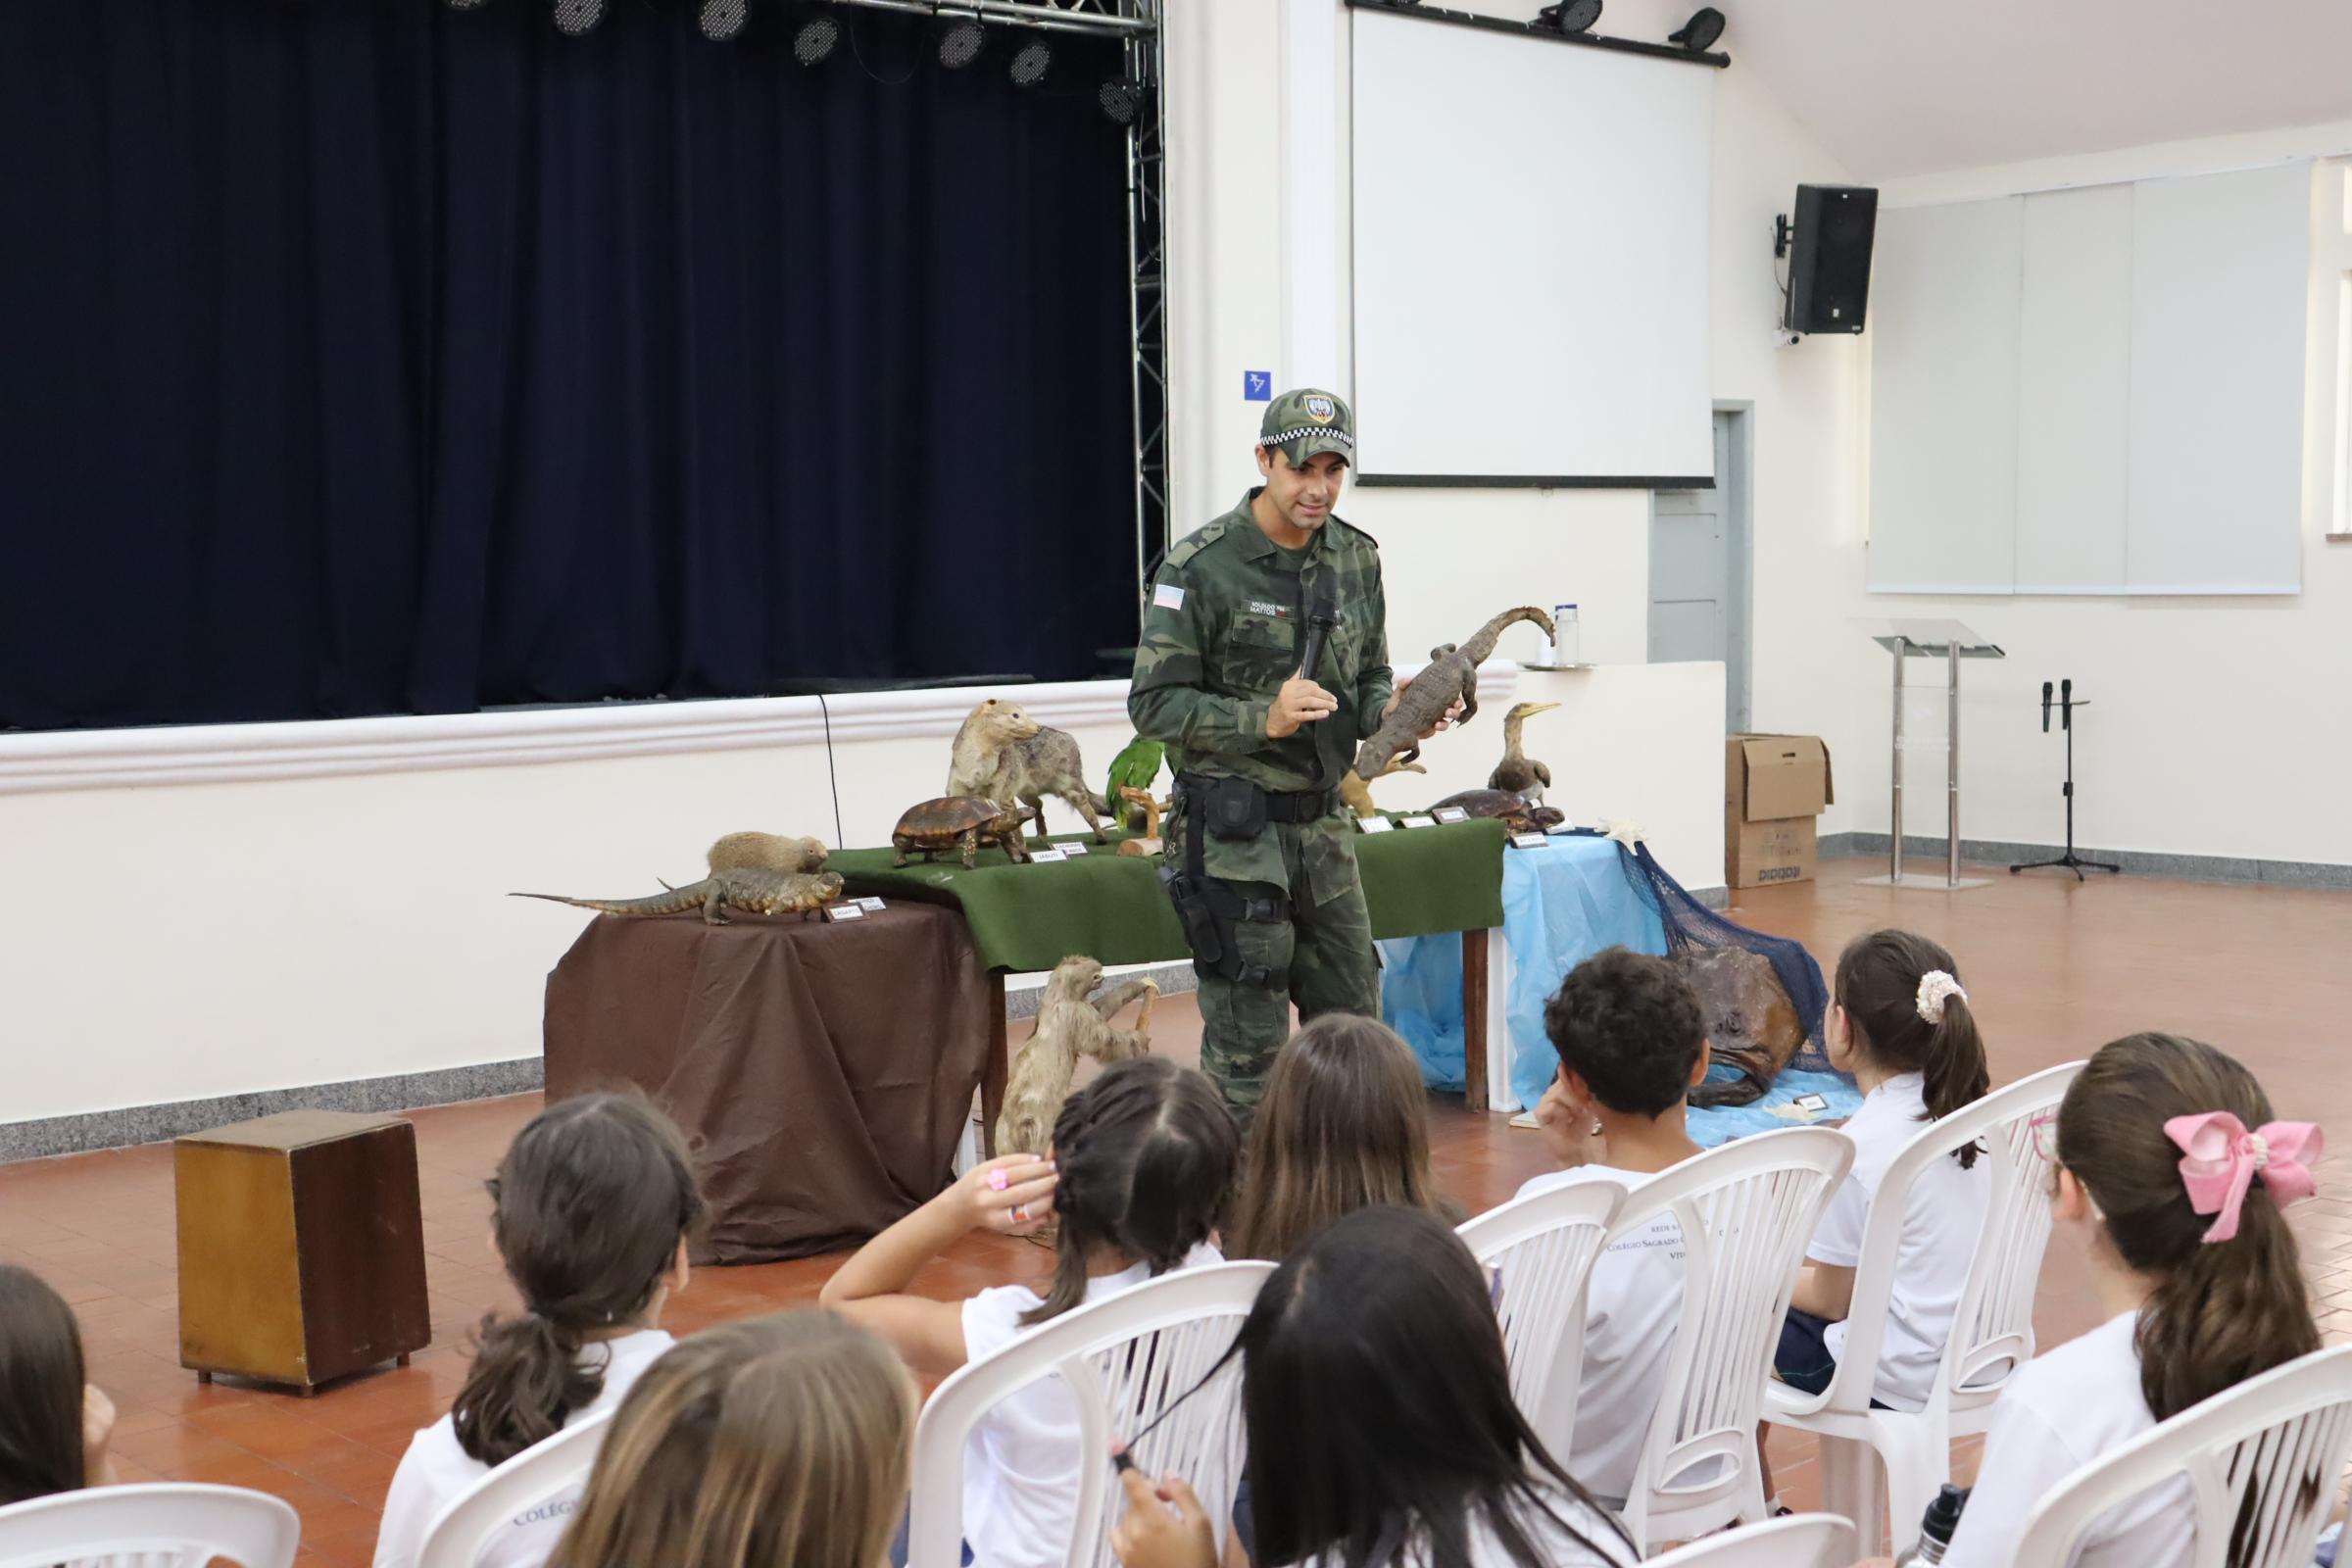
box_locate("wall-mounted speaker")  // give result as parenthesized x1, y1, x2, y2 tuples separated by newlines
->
(1783, 183, 1878, 335)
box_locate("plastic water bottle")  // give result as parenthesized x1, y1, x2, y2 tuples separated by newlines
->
(1548, 604, 1580, 665)
(1896, 1485, 1969, 1564)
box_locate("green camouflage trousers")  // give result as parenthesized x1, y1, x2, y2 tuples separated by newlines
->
(1164, 803, 1380, 1126)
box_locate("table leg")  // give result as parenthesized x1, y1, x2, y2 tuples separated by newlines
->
(981, 972, 1009, 1159)
(1462, 929, 1489, 1113)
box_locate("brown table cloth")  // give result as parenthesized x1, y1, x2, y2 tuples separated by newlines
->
(541, 902, 991, 1263)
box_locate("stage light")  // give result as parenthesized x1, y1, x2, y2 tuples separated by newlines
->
(699, 0, 747, 40)
(1008, 37, 1052, 88)
(553, 0, 605, 34)
(935, 14, 985, 70)
(791, 11, 840, 65)
(1534, 0, 1601, 34)
(1668, 6, 1725, 50)
(1098, 75, 1144, 125)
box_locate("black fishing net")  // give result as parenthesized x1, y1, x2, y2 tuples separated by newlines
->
(1621, 840, 1835, 1072)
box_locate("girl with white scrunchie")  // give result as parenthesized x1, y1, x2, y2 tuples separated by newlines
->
(1773, 931, 1995, 1426)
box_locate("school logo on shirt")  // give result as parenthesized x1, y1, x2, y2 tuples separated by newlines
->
(1304, 396, 1336, 423)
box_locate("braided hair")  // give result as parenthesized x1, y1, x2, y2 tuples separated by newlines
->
(1020, 1056, 1240, 1326)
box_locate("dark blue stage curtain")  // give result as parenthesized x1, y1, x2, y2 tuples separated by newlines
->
(0, 1, 1138, 729)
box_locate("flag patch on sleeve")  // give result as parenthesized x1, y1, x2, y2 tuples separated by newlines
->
(1153, 583, 1186, 611)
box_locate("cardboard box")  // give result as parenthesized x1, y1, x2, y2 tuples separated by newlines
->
(1726, 734, 1835, 888)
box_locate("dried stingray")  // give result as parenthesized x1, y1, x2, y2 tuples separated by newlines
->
(1676, 947, 1805, 1108)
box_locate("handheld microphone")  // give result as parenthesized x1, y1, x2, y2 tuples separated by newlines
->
(2040, 681, 2053, 734)
(1298, 585, 1340, 685)
(2060, 678, 2073, 732)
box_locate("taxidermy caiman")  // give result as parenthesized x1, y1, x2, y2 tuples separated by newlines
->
(1352, 607, 1555, 780)
(512, 868, 844, 925)
(1677, 946, 1805, 1107)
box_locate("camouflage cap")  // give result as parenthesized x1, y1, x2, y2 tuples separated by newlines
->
(1257, 388, 1353, 467)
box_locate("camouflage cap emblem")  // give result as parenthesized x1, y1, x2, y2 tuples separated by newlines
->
(1258, 388, 1354, 466)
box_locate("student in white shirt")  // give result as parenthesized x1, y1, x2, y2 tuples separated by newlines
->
(0, 1264, 121, 1505)
(1940, 1031, 2324, 1567)
(823, 1055, 1240, 1568)
(373, 1095, 708, 1568)
(1111, 1205, 1638, 1568)
(1779, 930, 1992, 1411)
(547, 1310, 916, 1568)
(1513, 946, 1710, 1505)
(1230, 1013, 1452, 1263)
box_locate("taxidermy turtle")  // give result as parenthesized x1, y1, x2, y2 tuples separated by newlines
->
(892, 797, 1032, 870)
(1676, 946, 1805, 1108)
(1428, 788, 1566, 837)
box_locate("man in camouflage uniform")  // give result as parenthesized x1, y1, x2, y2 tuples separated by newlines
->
(1129, 389, 1453, 1123)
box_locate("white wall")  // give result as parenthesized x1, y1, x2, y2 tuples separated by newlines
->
(1178, 1, 2352, 867)
(1818, 142, 2352, 862)
(1171, 0, 1861, 696)
(0, 660, 1730, 1127)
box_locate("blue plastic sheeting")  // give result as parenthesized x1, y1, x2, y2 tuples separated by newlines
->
(1383, 836, 1667, 1107)
(1688, 1066, 1863, 1149)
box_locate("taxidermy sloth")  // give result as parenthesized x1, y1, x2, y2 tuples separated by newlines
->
(994, 956, 1157, 1157)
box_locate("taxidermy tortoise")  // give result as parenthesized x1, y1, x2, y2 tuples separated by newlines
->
(892, 797, 1032, 870)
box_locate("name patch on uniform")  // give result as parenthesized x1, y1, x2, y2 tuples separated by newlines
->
(1248, 601, 1290, 618)
(1152, 583, 1186, 611)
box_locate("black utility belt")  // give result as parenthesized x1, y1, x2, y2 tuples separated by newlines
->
(1174, 772, 1339, 835)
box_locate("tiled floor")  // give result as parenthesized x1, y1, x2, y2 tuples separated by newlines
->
(9, 857, 2352, 1562)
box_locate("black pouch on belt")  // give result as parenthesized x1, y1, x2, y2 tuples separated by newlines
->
(1199, 775, 1268, 840)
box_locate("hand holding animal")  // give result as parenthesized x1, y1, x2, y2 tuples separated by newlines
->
(1353, 607, 1555, 780)
(994, 956, 1158, 1156)
(948, 698, 1110, 843)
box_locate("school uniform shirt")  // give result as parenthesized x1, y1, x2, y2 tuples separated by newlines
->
(371, 1328, 675, 1568)
(1809, 1071, 1988, 1411)
(1303, 1482, 1639, 1568)
(1514, 1165, 1683, 1506)
(958, 1244, 1224, 1568)
(1940, 1311, 2186, 1568)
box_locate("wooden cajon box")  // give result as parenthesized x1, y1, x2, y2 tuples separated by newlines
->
(174, 1109, 431, 1392)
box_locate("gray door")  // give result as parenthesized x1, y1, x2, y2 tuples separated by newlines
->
(1649, 410, 1749, 730)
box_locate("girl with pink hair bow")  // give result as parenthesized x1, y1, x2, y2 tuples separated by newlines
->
(1938, 1033, 2324, 1568)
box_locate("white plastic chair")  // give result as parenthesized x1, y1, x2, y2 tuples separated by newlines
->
(416, 1406, 617, 1568)
(2012, 1345, 2352, 1568)
(1614, 1126, 1854, 1553)
(1764, 1059, 2085, 1555)
(0, 1482, 298, 1568)
(1455, 1174, 1628, 1458)
(907, 1260, 1276, 1568)
(1641, 1511, 1858, 1566)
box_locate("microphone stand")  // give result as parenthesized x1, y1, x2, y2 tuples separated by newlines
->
(2011, 681, 2120, 881)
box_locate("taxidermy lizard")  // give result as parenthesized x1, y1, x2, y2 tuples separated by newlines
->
(1351, 607, 1554, 780)
(512, 868, 845, 925)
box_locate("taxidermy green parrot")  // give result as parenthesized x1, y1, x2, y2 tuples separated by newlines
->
(1105, 736, 1166, 830)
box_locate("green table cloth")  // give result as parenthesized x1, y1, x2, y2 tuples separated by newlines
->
(828, 819, 1506, 975)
